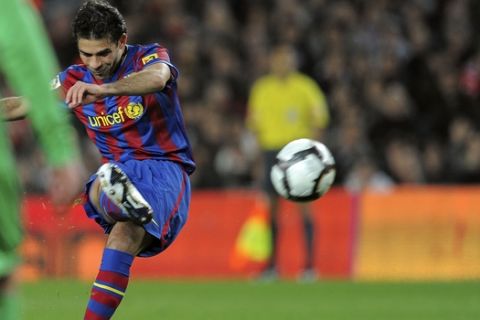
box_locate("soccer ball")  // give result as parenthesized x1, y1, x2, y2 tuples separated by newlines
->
(270, 138, 336, 202)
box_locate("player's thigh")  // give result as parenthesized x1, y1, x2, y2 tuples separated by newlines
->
(87, 177, 102, 212)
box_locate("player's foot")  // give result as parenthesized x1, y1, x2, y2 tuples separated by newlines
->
(97, 163, 153, 225)
(297, 268, 318, 283)
(257, 267, 279, 282)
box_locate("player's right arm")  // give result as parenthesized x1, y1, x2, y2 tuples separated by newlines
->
(0, 97, 29, 121)
(1, 73, 68, 121)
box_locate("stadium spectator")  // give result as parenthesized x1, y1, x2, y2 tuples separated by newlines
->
(247, 43, 330, 280)
(0, 0, 83, 319)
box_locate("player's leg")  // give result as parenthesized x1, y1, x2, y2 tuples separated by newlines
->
(83, 160, 190, 319)
(259, 150, 280, 279)
(84, 222, 152, 320)
(84, 164, 153, 319)
(265, 194, 279, 272)
(299, 203, 317, 281)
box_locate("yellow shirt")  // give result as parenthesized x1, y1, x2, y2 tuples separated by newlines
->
(247, 72, 329, 150)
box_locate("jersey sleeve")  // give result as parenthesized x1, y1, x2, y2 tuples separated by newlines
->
(57, 67, 82, 92)
(51, 69, 78, 109)
(137, 44, 179, 81)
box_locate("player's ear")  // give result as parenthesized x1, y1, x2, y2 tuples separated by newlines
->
(118, 33, 127, 48)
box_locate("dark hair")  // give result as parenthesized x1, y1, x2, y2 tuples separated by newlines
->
(72, 0, 127, 42)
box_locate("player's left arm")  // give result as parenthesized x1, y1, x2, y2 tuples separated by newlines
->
(65, 63, 171, 108)
(104, 62, 171, 96)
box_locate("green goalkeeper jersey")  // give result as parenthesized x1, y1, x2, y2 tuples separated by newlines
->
(0, 0, 77, 275)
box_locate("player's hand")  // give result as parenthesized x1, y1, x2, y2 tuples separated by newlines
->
(65, 81, 105, 108)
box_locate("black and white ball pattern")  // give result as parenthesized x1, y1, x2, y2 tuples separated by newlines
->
(270, 139, 336, 202)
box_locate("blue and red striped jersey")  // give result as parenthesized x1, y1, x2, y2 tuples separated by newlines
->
(57, 43, 195, 174)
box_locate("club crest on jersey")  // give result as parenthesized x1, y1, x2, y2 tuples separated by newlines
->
(141, 53, 158, 65)
(125, 102, 144, 119)
(87, 103, 145, 128)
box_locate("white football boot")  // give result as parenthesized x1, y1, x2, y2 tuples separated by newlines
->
(97, 163, 154, 225)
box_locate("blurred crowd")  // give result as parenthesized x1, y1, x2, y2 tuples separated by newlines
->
(4, 0, 480, 194)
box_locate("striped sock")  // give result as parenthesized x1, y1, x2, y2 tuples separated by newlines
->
(84, 248, 134, 320)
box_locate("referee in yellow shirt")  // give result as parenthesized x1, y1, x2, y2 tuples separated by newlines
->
(247, 44, 330, 281)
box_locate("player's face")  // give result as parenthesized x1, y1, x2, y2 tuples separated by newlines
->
(77, 34, 127, 79)
(270, 45, 297, 77)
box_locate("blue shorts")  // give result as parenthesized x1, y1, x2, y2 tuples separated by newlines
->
(83, 159, 191, 257)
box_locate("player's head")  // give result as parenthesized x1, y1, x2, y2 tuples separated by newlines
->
(269, 43, 298, 78)
(73, 0, 127, 79)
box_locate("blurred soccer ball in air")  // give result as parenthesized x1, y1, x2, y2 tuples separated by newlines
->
(270, 138, 336, 202)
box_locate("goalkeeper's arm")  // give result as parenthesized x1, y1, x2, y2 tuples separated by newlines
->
(0, 97, 29, 121)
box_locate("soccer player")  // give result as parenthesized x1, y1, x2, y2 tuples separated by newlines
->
(0, 0, 83, 319)
(5, 1, 196, 319)
(247, 44, 330, 281)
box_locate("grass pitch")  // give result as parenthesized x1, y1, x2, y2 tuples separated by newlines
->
(22, 279, 480, 320)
